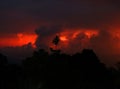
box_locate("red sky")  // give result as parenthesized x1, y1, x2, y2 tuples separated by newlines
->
(1, 0, 120, 66)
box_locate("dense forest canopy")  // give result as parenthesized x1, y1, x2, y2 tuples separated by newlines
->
(0, 47, 120, 89)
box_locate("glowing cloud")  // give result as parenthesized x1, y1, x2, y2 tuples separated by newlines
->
(0, 33, 37, 48)
(60, 36, 68, 42)
(17, 33, 37, 48)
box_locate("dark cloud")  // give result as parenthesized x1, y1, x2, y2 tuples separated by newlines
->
(0, 0, 120, 34)
(35, 25, 62, 36)
(35, 26, 62, 49)
(62, 32, 90, 54)
(88, 30, 120, 66)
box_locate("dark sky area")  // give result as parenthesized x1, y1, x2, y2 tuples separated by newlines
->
(0, 0, 120, 66)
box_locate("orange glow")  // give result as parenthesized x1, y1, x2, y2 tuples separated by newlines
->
(60, 36, 68, 41)
(0, 33, 37, 48)
(0, 28, 99, 49)
(72, 31, 81, 38)
(51, 29, 99, 50)
(17, 33, 37, 48)
(84, 30, 99, 38)
(59, 29, 99, 40)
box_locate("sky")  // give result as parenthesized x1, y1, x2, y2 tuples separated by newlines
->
(0, 0, 120, 66)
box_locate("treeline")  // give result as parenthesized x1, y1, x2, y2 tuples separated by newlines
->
(0, 49, 120, 89)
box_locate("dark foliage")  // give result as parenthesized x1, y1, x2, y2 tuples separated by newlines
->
(0, 49, 119, 89)
(52, 35, 60, 46)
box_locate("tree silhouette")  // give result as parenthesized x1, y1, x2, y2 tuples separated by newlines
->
(0, 49, 118, 89)
(0, 53, 8, 66)
(52, 35, 60, 49)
